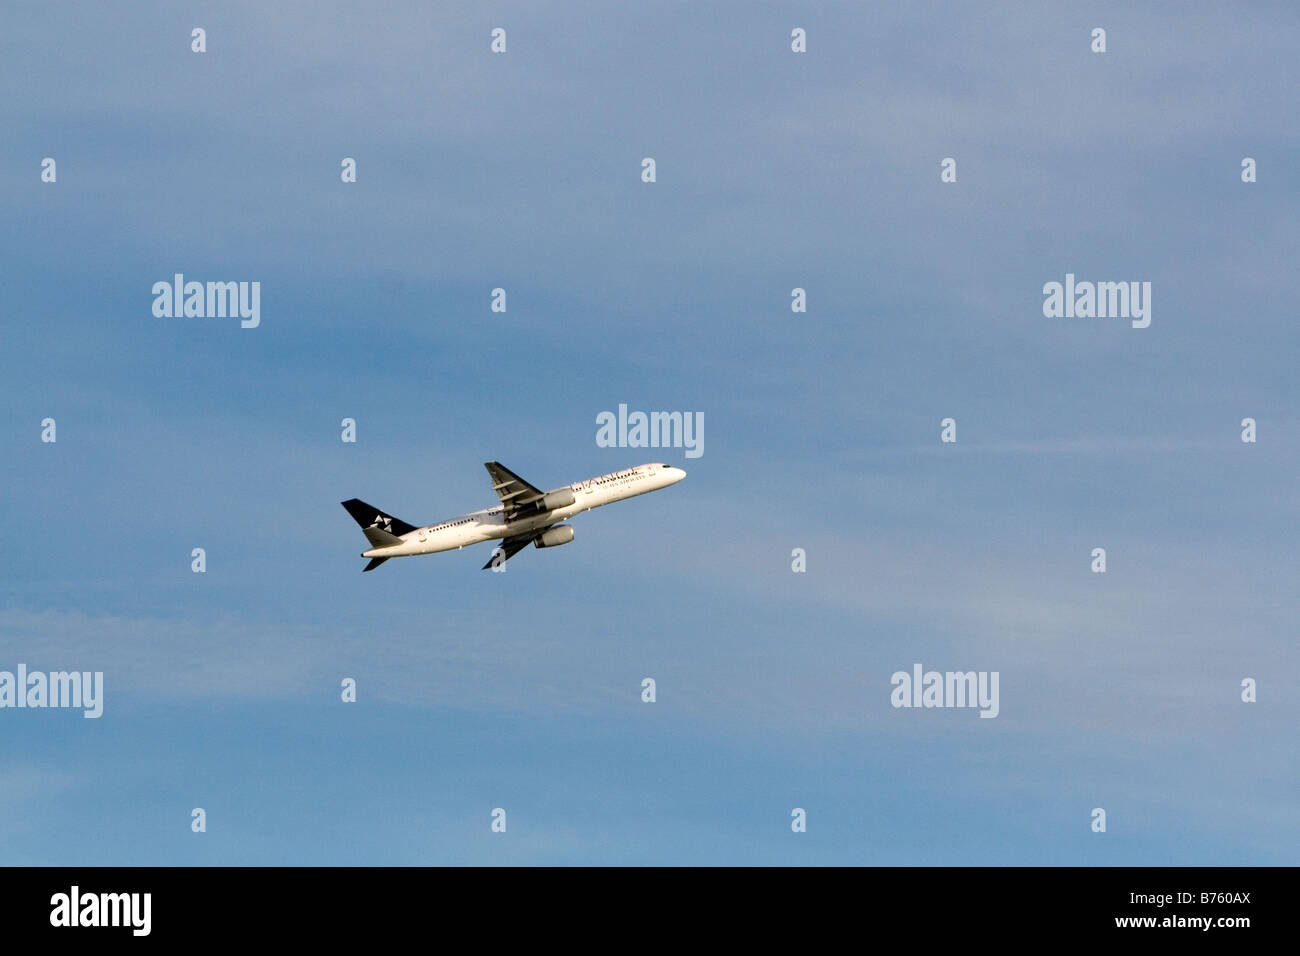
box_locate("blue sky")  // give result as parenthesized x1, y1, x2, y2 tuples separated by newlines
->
(1, 1, 1296, 864)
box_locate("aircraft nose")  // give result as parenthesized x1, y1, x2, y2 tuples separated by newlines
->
(667, 466, 686, 482)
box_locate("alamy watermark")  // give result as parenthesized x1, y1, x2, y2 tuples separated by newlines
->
(1042, 273, 1150, 328)
(0, 664, 103, 718)
(152, 274, 260, 328)
(595, 403, 703, 459)
(890, 663, 999, 718)
(50, 886, 150, 936)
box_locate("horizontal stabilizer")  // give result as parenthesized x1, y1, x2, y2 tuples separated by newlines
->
(363, 557, 389, 572)
(363, 526, 403, 549)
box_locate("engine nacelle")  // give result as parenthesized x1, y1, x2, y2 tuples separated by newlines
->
(534, 525, 574, 549)
(540, 488, 576, 510)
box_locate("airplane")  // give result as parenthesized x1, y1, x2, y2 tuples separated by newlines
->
(341, 461, 686, 571)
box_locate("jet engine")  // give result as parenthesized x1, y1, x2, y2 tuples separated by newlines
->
(534, 525, 575, 548)
(539, 488, 576, 510)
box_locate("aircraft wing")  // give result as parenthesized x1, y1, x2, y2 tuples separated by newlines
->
(483, 461, 546, 520)
(481, 532, 538, 570)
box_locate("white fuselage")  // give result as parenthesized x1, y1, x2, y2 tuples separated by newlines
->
(361, 462, 686, 559)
